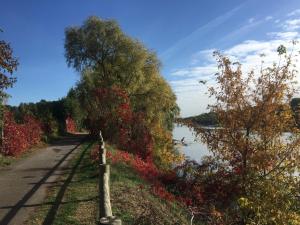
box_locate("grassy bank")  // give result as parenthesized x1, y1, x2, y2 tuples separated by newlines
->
(26, 141, 192, 225)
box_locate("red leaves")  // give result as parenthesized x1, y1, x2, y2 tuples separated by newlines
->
(1, 112, 42, 156)
(151, 183, 175, 202)
(90, 146, 198, 207)
(103, 149, 188, 203)
(65, 116, 76, 133)
(91, 86, 154, 161)
(105, 149, 159, 179)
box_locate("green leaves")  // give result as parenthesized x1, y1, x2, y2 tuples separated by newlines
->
(277, 44, 287, 55)
(64, 16, 179, 167)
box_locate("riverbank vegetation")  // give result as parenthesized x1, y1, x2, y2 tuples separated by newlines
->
(179, 47, 300, 224)
(1, 15, 300, 224)
(183, 98, 300, 129)
(179, 112, 218, 126)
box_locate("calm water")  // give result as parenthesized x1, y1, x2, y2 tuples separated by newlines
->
(172, 124, 210, 162)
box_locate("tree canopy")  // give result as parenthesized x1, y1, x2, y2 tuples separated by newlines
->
(65, 16, 181, 167)
(193, 48, 300, 224)
(0, 39, 18, 99)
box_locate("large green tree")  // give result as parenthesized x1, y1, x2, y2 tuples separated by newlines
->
(65, 16, 181, 166)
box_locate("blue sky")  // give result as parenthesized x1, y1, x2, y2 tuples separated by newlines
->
(2, 0, 300, 116)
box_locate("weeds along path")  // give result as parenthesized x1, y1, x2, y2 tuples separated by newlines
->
(0, 134, 87, 225)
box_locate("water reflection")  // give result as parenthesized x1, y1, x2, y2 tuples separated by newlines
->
(172, 124, 210, 162)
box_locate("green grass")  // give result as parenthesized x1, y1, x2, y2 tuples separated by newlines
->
(26, 141, 98, 225)
(0, 154, 14, 167)
(110, 163, 192, 225)
(26, 142, 192, 225)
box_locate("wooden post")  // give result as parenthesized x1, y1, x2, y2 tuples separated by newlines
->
(98, 131, 122, 225)
(99, 131, 106, 164)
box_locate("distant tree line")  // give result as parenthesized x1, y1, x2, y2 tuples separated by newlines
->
(7, 88, 85, 137)
(184, 98, 300, 128)
(183, 111, 218, 126)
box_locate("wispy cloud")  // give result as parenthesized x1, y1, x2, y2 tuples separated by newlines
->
(171, 65, 217, 78)
(268, 31, 299, 39)
(265, 16, 273, 21)
(281, 19, 300, 31)
(275, 19, 280, 24)
(159, 4, 245, 61)
(248, 17, 255, 23)
(213, 18, 264, 48)
(190, 49, 216, 65)
(170, 7, 300, 117)
(287, 9, 300, 17)
(171, 29, 300, 116)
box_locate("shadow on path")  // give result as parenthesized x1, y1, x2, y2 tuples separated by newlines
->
(0, 135, 86, 225)
(42, 142, 92, 225)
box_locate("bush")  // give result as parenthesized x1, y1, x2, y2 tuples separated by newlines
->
(1, 111, 42, 156)
(65, 116, 76, 133)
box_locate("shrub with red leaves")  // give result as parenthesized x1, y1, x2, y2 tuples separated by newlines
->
(92, 148, 183, 203)
(1, 111, 42, 156)
(90, 146, 197, 212)
(89, 86, 154, 161)
(65, 116, 76, 133)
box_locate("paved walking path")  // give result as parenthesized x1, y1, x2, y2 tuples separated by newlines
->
(0, 134, 86, 225)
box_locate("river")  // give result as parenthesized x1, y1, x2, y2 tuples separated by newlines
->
(172, 124, 210, 162)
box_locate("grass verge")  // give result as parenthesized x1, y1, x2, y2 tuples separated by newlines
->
(26, 141, 98, 225)
(26, 142, 192, 225)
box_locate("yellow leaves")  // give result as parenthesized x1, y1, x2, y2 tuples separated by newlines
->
(238, 197, 251, 209)
(150, 123, 185, 167)
(288, 213, 300, 225)
(158, 147, 185, 165)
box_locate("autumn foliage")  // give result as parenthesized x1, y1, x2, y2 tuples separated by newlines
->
(1, 111, 42, 156)
(181, 47, 300, 224)
(65, 116, 76, 133)
(91, 147, 187, 203)
(87, 87, 154, 160)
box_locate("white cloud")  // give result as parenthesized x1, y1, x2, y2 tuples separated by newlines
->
(282, 19, 300, 31)
(225, 40, 272, 57)
(175, 90, 212, 117)
(190, 49, 216, 65)
(169, 9, 300, 117)
(170, 34, 300, 117)
(268, 31, 299, 40)
(171, 65, 217, 78)
(265, 16, 273, 21)
(287, 9, 300, 17)
(248, 17, 255, 23)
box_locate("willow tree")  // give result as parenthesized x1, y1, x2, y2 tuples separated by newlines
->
(196, 46, 300, 224)
(65, 17, 180, 166)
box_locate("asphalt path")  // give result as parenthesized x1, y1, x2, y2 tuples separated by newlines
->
(0, 134, 86, 225)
